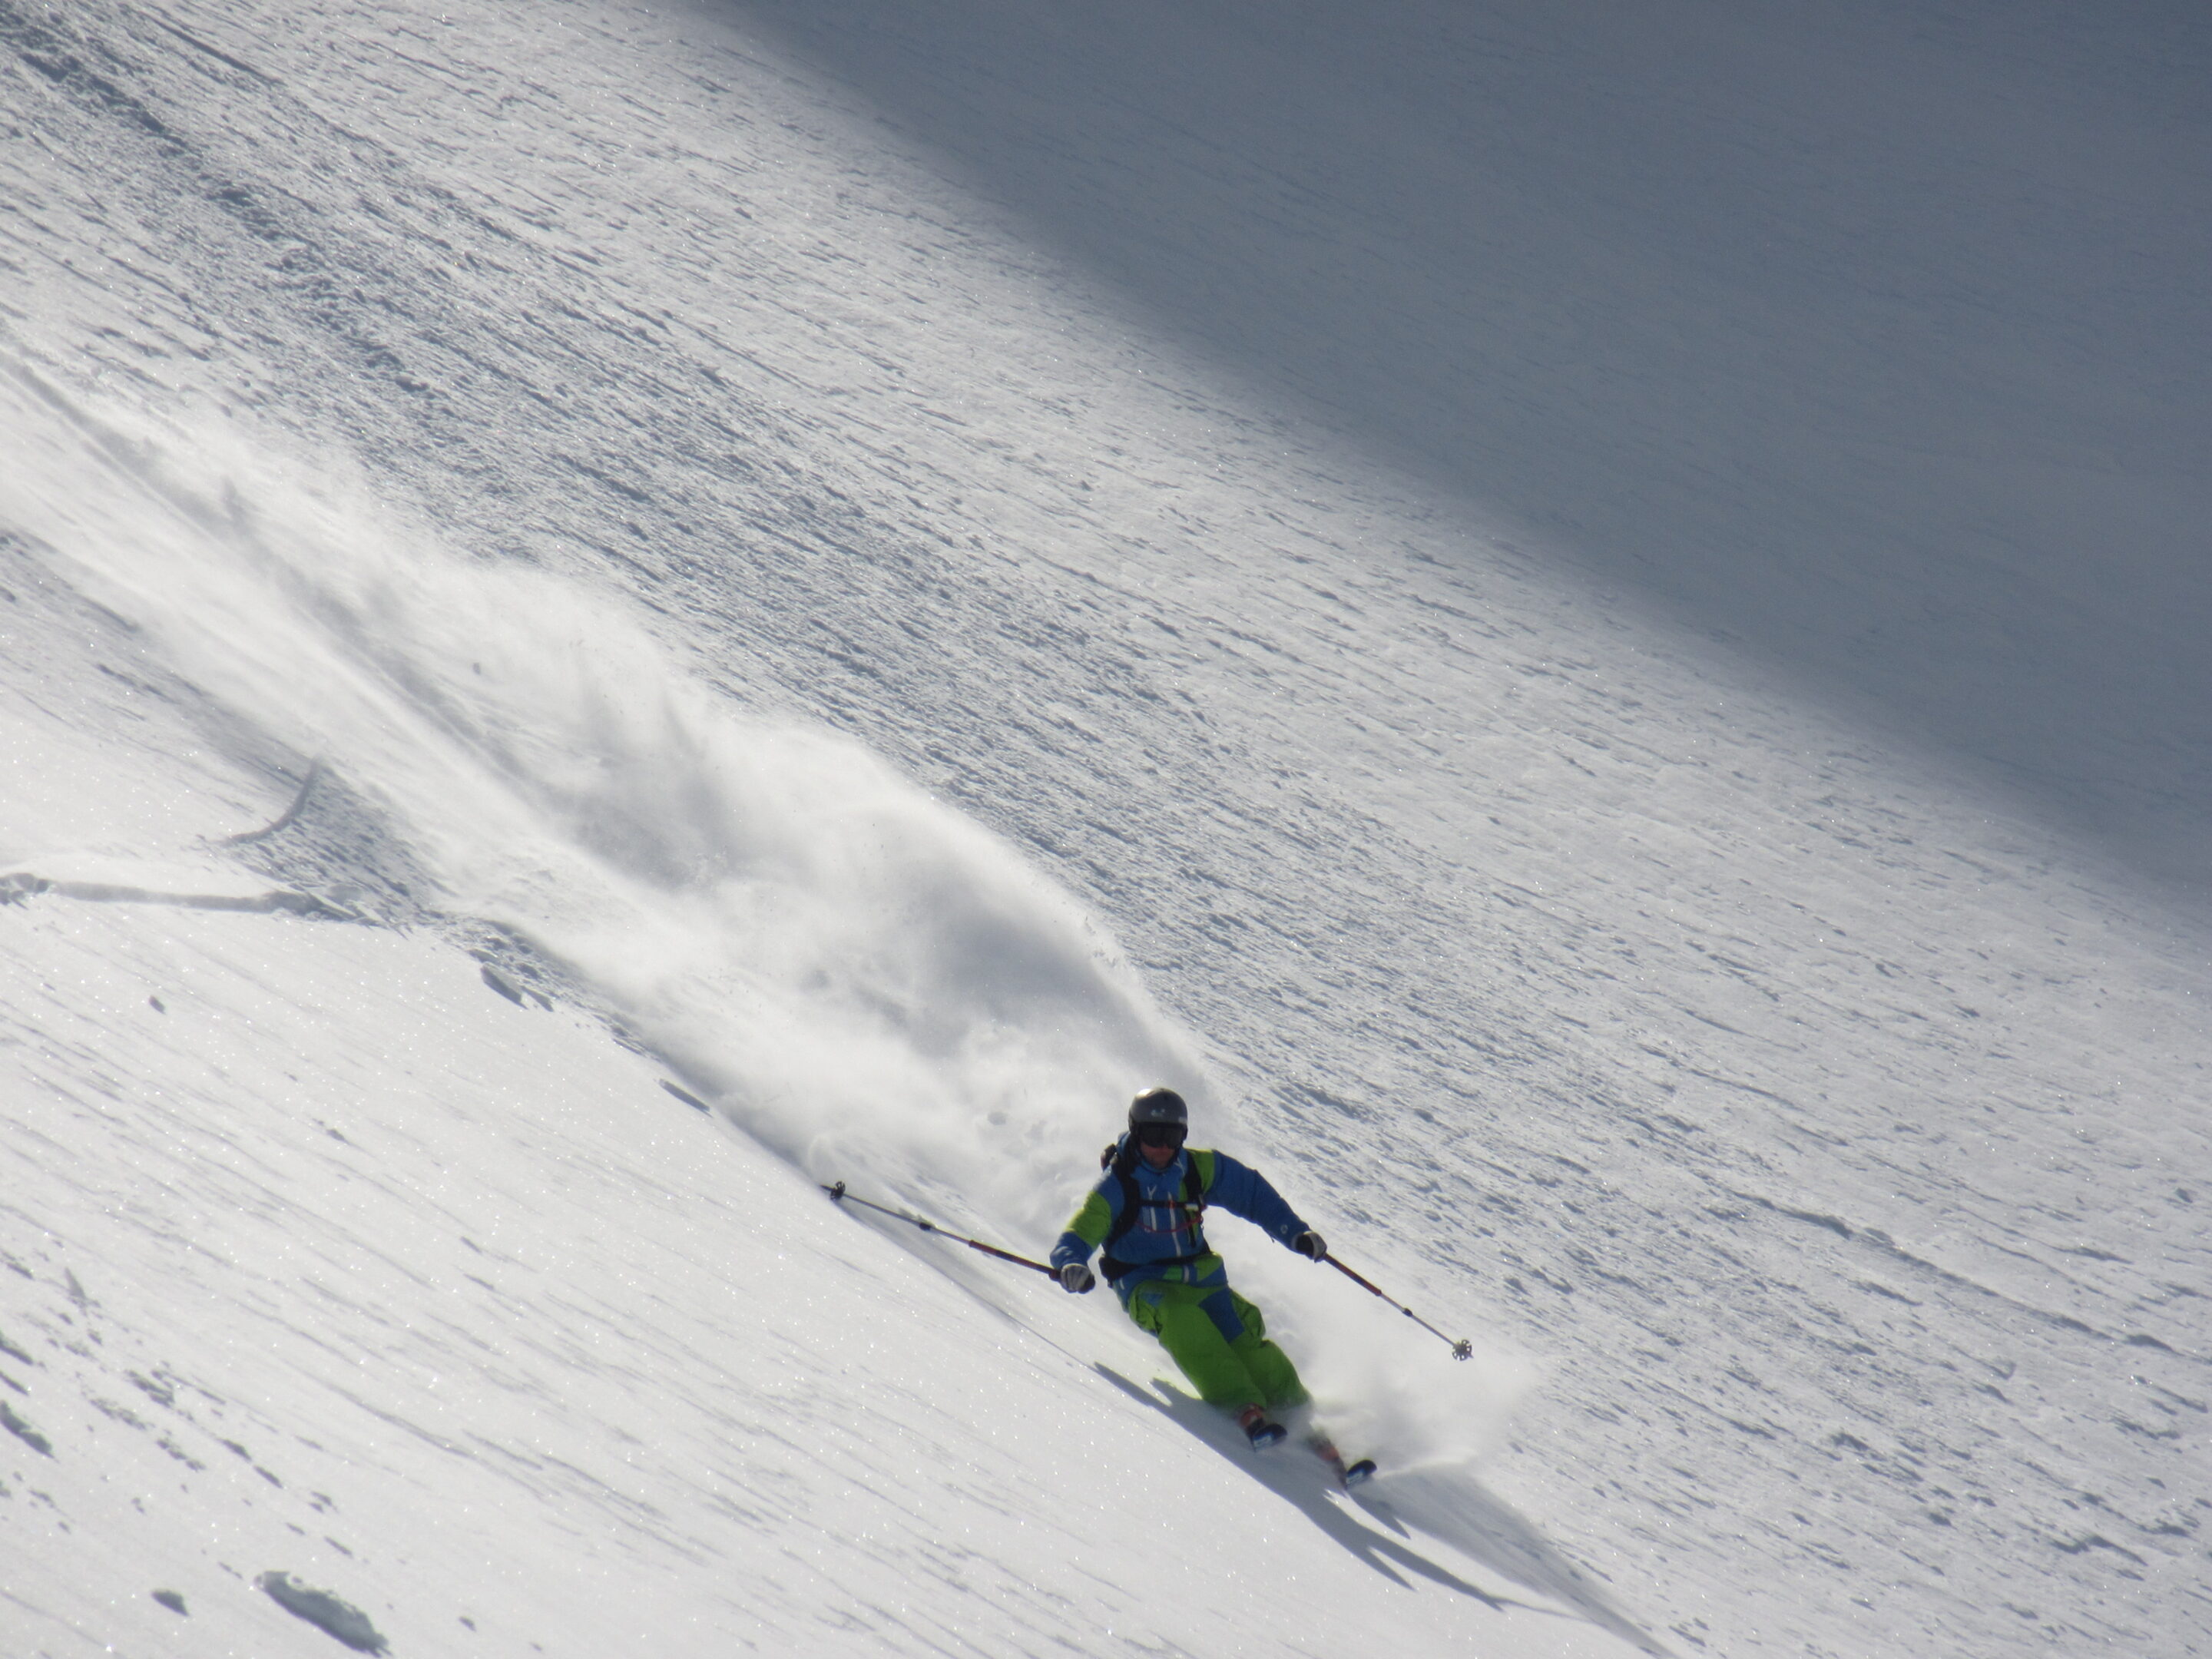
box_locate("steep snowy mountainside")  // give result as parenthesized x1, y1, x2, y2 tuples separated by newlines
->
(5, 1, 2210, 1657)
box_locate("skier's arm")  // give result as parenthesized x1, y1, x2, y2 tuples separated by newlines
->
(1202, 1153, 1310, 1250)
(1050, 1186, 1116, 1271)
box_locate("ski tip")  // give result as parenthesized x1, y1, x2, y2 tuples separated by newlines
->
(1342, 1458, 1378, 1488)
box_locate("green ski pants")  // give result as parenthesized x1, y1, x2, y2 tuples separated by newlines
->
(1125, 1279, 1308, 1412)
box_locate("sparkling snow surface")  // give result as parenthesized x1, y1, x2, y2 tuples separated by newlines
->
(2, 2, 2207, 1656)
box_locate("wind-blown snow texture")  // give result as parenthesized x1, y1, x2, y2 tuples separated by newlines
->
(2, 2, 2207, 1656)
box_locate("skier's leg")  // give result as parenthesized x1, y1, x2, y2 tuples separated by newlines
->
(1126, 1283, 1267, 1409)
(1224, 1290, 1310, 1412)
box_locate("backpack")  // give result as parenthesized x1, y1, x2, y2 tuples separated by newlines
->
(1096, 1141, 1210, 1285)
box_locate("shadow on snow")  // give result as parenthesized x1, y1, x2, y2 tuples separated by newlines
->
(1094, 1365, 1664, 1655)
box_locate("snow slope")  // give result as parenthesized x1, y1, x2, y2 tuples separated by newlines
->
(3, 1, 2207, 1655)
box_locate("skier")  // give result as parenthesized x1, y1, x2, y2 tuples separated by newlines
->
(1051, 1087, 1340, 1458)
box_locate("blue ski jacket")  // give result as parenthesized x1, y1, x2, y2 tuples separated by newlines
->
(1051, 1137, 1310, 1300)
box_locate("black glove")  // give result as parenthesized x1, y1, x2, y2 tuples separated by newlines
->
(1057, 1262, 1096, 1294)
(1293, 1230, 1326, 1261)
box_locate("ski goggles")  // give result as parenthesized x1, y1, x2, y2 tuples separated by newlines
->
(1134, 1122, 1187, 1149)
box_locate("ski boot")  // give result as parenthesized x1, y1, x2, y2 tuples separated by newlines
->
(1237, 1406, 1287, 1450)
(1306, 1432, 1377, 1489)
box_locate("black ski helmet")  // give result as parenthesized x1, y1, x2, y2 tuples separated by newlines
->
(1128, 1087, 1188, 1130)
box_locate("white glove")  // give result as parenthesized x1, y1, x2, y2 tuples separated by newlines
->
(1293, 1230, 1326, 1261)
(1057, 1262, 1096, 1294)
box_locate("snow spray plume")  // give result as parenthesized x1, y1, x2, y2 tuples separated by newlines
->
(0, 363, 1198, 1240)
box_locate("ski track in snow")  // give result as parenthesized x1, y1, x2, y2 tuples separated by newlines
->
(3, 1, 2209, 1656)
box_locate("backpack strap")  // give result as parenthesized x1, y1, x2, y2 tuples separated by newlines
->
(1101, 1140, 1141, 1258)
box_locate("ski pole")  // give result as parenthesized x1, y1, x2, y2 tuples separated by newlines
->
(822, 1181, 1056, 1277)
(1324, 1253, 1474, 1360)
